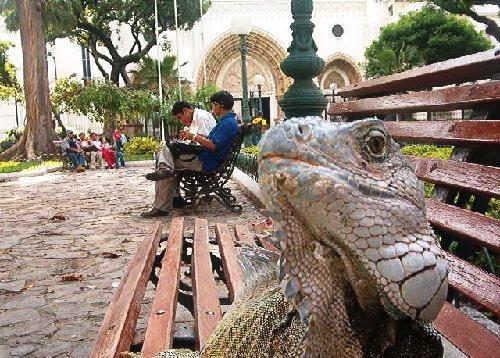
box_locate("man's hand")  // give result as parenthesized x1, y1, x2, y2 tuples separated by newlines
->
(179, 130, 193, 141)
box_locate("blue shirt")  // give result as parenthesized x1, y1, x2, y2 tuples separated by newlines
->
(199, 112, 238, 171)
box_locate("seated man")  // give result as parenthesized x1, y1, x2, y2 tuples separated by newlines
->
(141, 91, 238, 218)
(61, 130, 86, 172)
(172, 100, 216, 137)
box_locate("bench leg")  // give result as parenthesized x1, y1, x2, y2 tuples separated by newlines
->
(213, 187, 242, 213)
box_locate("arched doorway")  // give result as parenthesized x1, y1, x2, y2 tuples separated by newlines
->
(196, 30, 289, 125)
(318, 53, 363, 91)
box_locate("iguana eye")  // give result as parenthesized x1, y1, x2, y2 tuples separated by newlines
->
(365, 130, 387, 158)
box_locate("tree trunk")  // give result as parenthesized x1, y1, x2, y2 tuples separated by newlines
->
(0, 0, 58, 161)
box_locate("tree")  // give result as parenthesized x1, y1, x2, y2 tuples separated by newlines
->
(365, 6, 493, 78)
(425, 1, 500, 42)
(130, 55, 178, 94)
(0, 0, 210, 85)
(0, 0, 57, 160)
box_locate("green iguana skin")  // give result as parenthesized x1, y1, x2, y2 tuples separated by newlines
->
(153, 117, 448, 358)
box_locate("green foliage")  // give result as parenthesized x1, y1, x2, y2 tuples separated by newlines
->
(0, 127, 23, 153)
(123, 136, 160, 156)
(0, 40, 22, 101)
(51, 78, 159, 126)
(486, 199, 499, 220)
(365, 6, 493, 77)
(400, 144, 453, 160)
(130, 55, 178, 94)
(192, 83, 220, 111)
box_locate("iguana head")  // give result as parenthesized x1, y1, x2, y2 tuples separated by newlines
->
(259, 117, 448, 328)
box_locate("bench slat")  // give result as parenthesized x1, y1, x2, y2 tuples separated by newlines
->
(90, 222, 162, 358)
(445, 251, 500, 317)
(426, 199, 500, 253)
(192, 218, 223, 350)
(235, 224, 256, 246)
(435, 302, 499, 358)
(408, 156, 500, 199)
(142, 217, 185, 357)
(337, 49, 500, 98)
(216, 223, 243, 301)
(385, 120, 500, 146)
(329, 81, 500, 116)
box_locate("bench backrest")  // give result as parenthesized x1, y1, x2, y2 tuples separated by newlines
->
(328, 49, 500, 356)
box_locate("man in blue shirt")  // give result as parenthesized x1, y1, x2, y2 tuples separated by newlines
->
(142, 91, 238, 218)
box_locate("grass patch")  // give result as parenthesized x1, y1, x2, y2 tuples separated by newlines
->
(0, 160, 61, 174)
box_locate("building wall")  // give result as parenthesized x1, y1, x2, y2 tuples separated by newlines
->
(1, 0, 498, 135)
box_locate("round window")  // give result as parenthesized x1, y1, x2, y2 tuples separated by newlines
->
(332, 24, 344, 38)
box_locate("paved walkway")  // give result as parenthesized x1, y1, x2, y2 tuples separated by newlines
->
(0, 165, 265, 357)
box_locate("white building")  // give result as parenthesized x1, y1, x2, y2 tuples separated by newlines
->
(1, 0, 498, 137)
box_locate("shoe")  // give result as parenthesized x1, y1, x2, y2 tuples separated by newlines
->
(145, 168, 175, 181)
(140, 208, 169, 218)
(173, 196, 186, 209)
(76, 166, 85, 173)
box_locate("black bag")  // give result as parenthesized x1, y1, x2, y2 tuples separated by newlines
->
(167, 140, 204, 161)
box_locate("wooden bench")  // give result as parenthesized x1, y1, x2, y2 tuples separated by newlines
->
(329, 48, 500, 357)
(178, 124, 251, 213)
(53, 140, 70, 169)
(90, 217, 275, 357)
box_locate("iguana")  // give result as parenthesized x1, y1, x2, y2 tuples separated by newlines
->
(148, 117, 449, 357)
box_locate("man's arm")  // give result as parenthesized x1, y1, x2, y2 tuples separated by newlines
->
(179, 130, 216, 151)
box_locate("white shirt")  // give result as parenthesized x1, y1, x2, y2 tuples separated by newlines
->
(190, 108, 216, 136)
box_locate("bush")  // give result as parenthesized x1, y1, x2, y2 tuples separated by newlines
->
(241, 145, 259, 157)
(123, 136, 160, 155)
(400, 144, 453, 160)
(0, 127, 23, 153)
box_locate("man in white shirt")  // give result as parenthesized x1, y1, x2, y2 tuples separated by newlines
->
(172, 100, 216, 136)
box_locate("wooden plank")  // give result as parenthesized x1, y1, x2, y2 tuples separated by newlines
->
(385, 120, 500, 146)
(142, 217, 184, 357)
(235, 223, 256, 246)
(328, 81, 500, 116)
(445, 251, 500, 317)
(192, 218, 222, 350)
(407, 156, 500, 199)
(90, 222, 162, 358)
(426, 199, 500, 253)
(435, 302, 500, 358)
(337, 48, 500, 98)
(215, 223, 243, 301)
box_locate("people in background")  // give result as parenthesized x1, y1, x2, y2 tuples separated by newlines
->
(100, 136, 116, 169)
(113, 129, 126, 168)
(87, 132, 103, 169)
(61, 130, 85, 172)
(141, 91, 238, 218)
(251, 112, 267, 145)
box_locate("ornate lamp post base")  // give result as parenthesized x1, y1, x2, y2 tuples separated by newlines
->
(279, 0, 327, 119)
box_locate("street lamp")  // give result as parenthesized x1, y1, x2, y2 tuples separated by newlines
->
(253, 74, 264, 114)
(249, 85, 257, 117)
(231, 15, 252, 128)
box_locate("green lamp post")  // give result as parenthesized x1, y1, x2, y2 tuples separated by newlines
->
(279, 0, 327, 119)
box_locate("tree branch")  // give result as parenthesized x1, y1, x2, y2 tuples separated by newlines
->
(88, 37, 109, 79)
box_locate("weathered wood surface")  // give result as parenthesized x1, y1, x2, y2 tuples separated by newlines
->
(337, 49, 500, 98)
(408, 156, 500, 199)
(426, 199, 500, 253)
(192, 218, 223, 350)
(216, 223, 243, 301)
(435, 302, 500, 358)
(142, 217, 184, 357)
(384, 120, 500, 146)
(329, 81, 500, 116)
(235, 223, 256, 246)
(90, 222, 162, 358)
(445, 252, 500, 317)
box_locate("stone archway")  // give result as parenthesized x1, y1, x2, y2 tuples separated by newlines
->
(196, 30, 289, 99)
(317, 53, 363, 90)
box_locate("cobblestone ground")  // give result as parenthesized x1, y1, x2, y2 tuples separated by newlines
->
(0, 164, 266, 357)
